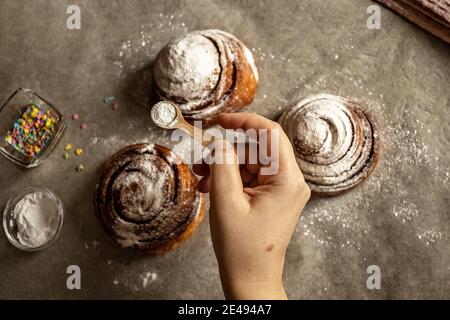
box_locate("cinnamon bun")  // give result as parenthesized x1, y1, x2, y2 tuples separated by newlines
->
(94, 144, 205, 253)
(153, 29, 259, 126)
(279, 94, 381, 196)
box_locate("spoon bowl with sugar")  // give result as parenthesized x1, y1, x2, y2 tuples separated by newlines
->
(151, 101, 212, 146)
(151, 101, 259, 148)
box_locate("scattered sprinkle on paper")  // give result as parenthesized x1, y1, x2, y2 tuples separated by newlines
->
(111, 101, 120, 111)
(103, 96, 115, 104)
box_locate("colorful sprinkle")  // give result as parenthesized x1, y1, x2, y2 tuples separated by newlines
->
(4, 104, 57, 159)
(111, 102, 120, 111)
(103, 96, 115, 104)
(63, 152, 69, 160)
(75, 148, 83, 156)
(72, 113, 79, 120)
(80, 123, 87, 130)
(64, 144, 73, 151)
(76, 164, 85, 172)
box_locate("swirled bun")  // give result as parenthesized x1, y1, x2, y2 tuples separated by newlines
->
(94, 144, 205, 253)
(279, 94, 381, 196)
(153, 29, 259, 126)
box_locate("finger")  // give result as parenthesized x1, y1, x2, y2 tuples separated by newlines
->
(209, 139, 247, 209)
(217, 112, 279, 131)
(243, 142, 261, 175)
(218, 113, 295, 174)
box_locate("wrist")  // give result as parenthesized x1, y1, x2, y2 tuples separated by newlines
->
(221, 277, 287, 300)
(218, 260, 287, 300)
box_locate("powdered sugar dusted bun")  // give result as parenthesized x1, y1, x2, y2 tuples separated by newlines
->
(279, 94, 381, 196)
(94, 144, 205, 253)
(153, 29, 259, 126)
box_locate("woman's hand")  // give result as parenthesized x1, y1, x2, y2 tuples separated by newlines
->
(193, 113, 311, 300)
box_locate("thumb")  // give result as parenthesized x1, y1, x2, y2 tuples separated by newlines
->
(208, 139, 246, 210)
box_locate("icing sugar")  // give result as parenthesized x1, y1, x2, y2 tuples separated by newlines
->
(13, 191, 60, 247)
(151, 102, 177, 127)
(112, 156, 172, 222)
(279, 94, 379, 193)
(153, 33, 220, 102)
(153, 29, 258, 121)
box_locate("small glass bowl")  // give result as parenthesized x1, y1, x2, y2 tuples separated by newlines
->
(0, 88, 66, 168)
(3, 186, 64, 252)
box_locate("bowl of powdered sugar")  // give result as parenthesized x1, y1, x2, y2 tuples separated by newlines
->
(3, 186, 64, 251)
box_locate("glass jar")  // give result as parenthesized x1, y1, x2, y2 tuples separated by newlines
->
(3, 186, 64, 252)
(0, 88, 66, 168)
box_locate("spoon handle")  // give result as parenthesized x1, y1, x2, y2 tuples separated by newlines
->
(176, 121, 213, 147)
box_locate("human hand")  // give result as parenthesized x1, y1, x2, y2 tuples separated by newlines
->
(193, 113, 311, 300)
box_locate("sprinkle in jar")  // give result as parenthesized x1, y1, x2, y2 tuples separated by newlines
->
(4, 104, 58, 159)
(0, 89, 66, 168)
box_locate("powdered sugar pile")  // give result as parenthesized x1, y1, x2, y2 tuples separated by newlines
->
(13, 191, 60, 248)
(151, 102, 177, 127)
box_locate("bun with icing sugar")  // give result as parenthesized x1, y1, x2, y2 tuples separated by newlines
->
(153, 29, 259, 127)
(279, 94, 381, 196)
(94, 144, 205, 253)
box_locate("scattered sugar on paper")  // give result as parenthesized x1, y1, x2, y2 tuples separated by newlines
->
(106, 27, 447, 253)
(112, 14, 189, 80)
(293, 69, 447, 251)
(140, 272, 158, 288)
